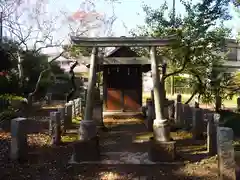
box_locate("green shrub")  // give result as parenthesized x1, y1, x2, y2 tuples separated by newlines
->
(0, 94, 25, 101)
(0, 109, 18, 131)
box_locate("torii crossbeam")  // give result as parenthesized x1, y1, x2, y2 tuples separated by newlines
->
(71, 35, 176, 47)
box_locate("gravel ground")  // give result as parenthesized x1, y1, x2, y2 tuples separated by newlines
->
(0, 117, 219, 180)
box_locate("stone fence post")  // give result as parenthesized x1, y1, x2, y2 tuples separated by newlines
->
(50, 112, 62, 146)
(65, 102, 73, 129)
(177, 94, 181, 103)
(168, 100, 175, 122)
(182, 104, 192, 129)
(46, 93, 52, 105)
(217, 127, 236, 180)
(175, 102, 183, 127)
(192, 108, 204, 140)
(10, 117, 28, 161)
(69, 100, 75, 118)
(206, 113, 219, 156)
(78, 98, 82, 115)
(58, 107, 66, 133)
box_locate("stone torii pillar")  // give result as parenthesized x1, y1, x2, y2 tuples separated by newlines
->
(150, 46, 171, 142)
(70, 47, 101, 163)
(79, 47, 98, 140)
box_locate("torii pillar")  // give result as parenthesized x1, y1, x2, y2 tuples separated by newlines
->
(150, 46, 171, 142)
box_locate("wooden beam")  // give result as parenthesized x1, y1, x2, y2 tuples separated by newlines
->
(78, 57, 151, 65)
(71, 35, 176, 47)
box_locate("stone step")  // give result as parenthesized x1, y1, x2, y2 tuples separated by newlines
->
(70, 151, 184, 165)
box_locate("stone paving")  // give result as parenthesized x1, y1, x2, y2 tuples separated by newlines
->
(73, 151, 183, 165)
(70, 120, 183, 165)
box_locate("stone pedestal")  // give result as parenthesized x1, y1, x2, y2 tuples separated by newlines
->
(217, 127, 236, 180)
(153, 119, 171, 142)
(10, 118, 28, 161)
(70, 120, 100, 162)
(79, 120, 97, 140)
(71, 136, 100, 162)
(192, 108, 204, 140)
(148, 137, 176, 162)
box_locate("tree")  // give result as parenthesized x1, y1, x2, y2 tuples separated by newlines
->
(1, 0, 118, 101)
(62, 0, 118, 101)
(232, 0, 240, 6)
(1, 0, 68, 99)
(132, 0, 231, 115)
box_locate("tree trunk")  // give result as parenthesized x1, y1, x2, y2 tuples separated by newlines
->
(171, 76, 175, 95)
(185, 90, 197, 104)
(66, 61, 78, 102)
(28, 52, 64, 104)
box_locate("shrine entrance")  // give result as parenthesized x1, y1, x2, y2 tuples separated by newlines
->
(102, 46, 150, 112)
(104, 64, 142, 111)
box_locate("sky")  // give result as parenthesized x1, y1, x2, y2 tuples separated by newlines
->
(45, 0, 239, 36)
(4, 0, 239, 54)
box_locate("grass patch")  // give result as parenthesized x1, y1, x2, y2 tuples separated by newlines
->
(142, 92, 237, 108)
(61, 133, 79, 142)
(72, 116, 81, 124)
(134, 131, 192, 141)
(41, 105, 64, 109)
(171, 131, 192, 140)
(135, 132, 153, 141)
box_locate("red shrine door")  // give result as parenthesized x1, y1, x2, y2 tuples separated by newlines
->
(105, 65, 142, 111)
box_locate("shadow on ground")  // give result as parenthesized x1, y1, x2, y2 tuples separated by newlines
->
(0, 117, 219, 180)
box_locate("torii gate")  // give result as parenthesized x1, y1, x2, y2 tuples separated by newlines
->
(70, 36, 176, 162)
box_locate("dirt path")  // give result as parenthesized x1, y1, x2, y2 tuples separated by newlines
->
(0, 117, 218, 180)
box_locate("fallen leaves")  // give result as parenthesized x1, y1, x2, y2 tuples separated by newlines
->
(0, 116, 219, 180)
(27, 133, 51, 147)
(104, 117, 144, 128)
(0, 132, 11, 140)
